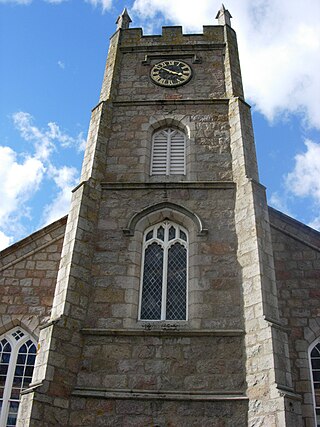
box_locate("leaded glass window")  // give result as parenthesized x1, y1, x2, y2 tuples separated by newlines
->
(151, 128, 186, 175)
(140, 222, 188, 321)
(311, 342, 320, 427)
(0, 329, 37, 427)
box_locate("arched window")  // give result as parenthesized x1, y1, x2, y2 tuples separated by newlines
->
(0, 328, 37, 427)
(310, 341, 320, 426)
(139, 221, 188, 321)
(151, 128, 186, 175)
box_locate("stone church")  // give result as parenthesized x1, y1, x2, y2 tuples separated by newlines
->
(1, 5, 320, 427)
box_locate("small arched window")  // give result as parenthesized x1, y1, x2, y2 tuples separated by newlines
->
(151, 128, 186, 175)
(0, 328, 37, 427)
(139, 221, 188, 321)
(310, 341, 320, 426)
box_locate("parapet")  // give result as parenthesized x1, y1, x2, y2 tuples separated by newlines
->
(119, 25, 225, 49)
(114, 4, 232, 48)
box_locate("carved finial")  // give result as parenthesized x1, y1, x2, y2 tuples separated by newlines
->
(215, 4, 232, 27)
(116, 8, 132, 30)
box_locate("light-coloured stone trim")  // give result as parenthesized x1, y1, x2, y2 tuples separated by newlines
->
(122, 201, 208, 237)
(81, 328, 244, 337)
(72, 387, 248, 401)
(101, 181, 235, 190)
(0, 216, 66, 266)
(269, 207, 320, 252)
(113, 99, 229, 106)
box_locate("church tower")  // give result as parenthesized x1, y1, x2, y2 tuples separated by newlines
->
(17, 6, 303, 426)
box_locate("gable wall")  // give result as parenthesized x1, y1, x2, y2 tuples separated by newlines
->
(0, 217, 67, 338)
(270, 208, 320, 427)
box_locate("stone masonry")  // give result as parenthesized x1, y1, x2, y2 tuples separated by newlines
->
(0, 217, 66, 337)
(0, 6, 319, 427)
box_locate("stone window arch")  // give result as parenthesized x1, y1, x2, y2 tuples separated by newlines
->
(139, 221, 188, 321)
(151, 128, 186, 175)
(0, 328, 37, 427)
(309, 339, 320, 426)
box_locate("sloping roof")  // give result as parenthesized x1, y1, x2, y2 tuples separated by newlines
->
(268, 206, 320, 252)
(0, 216, 67, 271)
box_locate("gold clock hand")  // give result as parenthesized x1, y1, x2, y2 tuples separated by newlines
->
(161, 67, 183, 76)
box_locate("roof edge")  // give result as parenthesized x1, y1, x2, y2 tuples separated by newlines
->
(268, 206, 320, 251)
(0, 215, 68, 260)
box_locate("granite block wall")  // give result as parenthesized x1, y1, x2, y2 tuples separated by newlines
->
(270, 208, 320, 427)
(0, 217, 67, 337)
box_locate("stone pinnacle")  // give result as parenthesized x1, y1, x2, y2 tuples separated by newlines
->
(215, 4, 232, 27)
(116, 8, 132, 30)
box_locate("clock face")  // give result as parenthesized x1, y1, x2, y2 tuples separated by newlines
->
(150, 60, 192, 87)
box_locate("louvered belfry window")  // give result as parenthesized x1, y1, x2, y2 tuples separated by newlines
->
(140, 222, 188, 321)
(151, 128, 186, 175)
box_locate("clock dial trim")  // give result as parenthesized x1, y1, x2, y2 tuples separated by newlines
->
(150, 60, 192, 87)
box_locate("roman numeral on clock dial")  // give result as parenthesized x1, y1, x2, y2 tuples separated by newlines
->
(150, 60, 192, 87)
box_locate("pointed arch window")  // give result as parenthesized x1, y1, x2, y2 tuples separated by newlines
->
(0, 328, 37, 427)
(310, 341, 320, 426)
(139, 221, 188, 321)
(151, 128, 186, 175)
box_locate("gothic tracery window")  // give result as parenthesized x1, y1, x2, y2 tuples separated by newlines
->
(0, 329, 37, 427)
(311, 341, 320, 426)
(139, 221, 188, 321)
(151, 128, 186, 175)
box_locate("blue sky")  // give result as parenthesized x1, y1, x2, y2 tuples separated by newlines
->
(0, 0, 319, 250)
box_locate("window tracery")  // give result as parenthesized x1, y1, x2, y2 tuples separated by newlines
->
(0, 329, 37, 427)
(139, 221, 188, 321)
(310, 341, 320, 426)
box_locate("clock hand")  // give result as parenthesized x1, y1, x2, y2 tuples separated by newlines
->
(161, 67, 183, 76)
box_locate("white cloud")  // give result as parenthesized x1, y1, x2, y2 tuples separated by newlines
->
(286, 140, 320, 201)
(0, 147, 44, 220)
(0, 146, 45, 250)
(132, 0, 212, 28)
(240, 1, 320, 130)
(0, 112, 83, 250)
(12, 112, 86, 158)
(131, 0, 320, 129)
(283, 139, 320, 231)
(85, 0, 112, 13)
(13, 112, 54, 160)
(42, 166, 79, 226)
(0, 231, 12, 251)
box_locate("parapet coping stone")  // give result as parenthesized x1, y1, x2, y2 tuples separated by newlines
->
(0, 216, 67, 270)
(269, 206, 320, 252)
